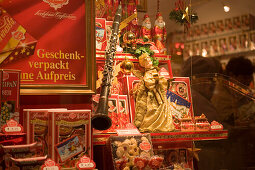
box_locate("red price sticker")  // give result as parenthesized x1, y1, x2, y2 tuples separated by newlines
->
(139, 141, 151, 152)
(2, 119, 23, 133)
(41, 159, 60, 170)
(76, 156, 96, 170)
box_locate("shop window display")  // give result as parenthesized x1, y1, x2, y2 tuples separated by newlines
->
(0, 0, 254, 169)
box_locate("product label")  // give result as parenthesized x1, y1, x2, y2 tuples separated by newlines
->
(2, 119, 23, 133)
(41, 159, 60, 170)
(139, 141, 151, 152)
(1, 70, 20, 129)
(76, 156, 96, 170)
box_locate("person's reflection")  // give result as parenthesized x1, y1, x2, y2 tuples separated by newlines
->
(210, 56, 255, 170)
(211, 56, 254, 127)
(181, 55, 223, 122)
(181, 55, 225, 170)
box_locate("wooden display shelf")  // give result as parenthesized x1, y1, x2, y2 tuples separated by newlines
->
(150, 130, 228, 143)
(93, 130, 228, 145)
(96, 51, 171, 60)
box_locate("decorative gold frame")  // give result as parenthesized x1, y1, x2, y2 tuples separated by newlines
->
(21, 0, 96, 95)
(137, 0, 147, 12)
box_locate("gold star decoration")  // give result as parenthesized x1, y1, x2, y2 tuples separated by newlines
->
(14, 51, 19, 55)
(187, 145, 201, 161)
(9, 56, 14, 61)
(182, 6, 190, 23)
(20, 48, 26, 54)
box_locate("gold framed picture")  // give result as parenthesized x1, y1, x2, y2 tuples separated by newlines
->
(0, 0, 96, 95)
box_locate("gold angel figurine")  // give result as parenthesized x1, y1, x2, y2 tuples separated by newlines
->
(132, 53, 175, 132)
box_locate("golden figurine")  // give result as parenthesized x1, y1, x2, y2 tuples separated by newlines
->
(132, 53, 175, 132)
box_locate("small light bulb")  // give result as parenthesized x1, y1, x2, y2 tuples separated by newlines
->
(202, 49, 207, 57)
(224, 5, 230, 12)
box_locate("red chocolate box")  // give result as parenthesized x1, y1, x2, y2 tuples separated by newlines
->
(48, 110, 92, 168)
(0, 69, 20, 132)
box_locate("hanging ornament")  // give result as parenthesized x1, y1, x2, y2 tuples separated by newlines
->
(182, 6, 189, 22)
(153, 0, 167, 54)
(169, 0, 198, 28)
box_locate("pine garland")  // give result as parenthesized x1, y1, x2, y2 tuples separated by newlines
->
(169, 9, 198, 25)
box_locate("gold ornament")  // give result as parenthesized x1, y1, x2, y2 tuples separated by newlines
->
(187, 144, 201, 161)
(121, 59, 134, 74)
(122, 31, 137, 49)
(182, 6, 190, 23)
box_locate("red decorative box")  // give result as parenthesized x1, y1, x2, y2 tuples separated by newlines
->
(23, 108, 67, 157)
(106, 21, 113, 49)
(167, 77, 193, 130)
(210, 121, 223, 131)
(118, 75, 140, 122)
(109, 134, 154, 170)
(1, 142, 44, 169)
(0, 133, 26, 146)
(153, 146, 193, 170)
(195, 115, 210, 131)
(180, 118, 195, 132)
(92, 94, 132, 134)
(0, 69, 20, 132)
(48, 110, 92, 168)
(23, 109, 49, 145)
(95, 18, 107, 52)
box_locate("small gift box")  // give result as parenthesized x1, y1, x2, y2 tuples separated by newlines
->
(180, 118, 195, 132)
(0, 69, 20, 132)
(210, 121, 223, 131)
(109, 134, 154, 170)
(195, 114, 210, 131)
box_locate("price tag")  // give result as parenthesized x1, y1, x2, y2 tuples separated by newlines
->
(42, 166, 60, 170)
(116, 129, 141, 136)
(41, 159, 60, 170)
(76, 156, 96, 170)
(78, 163, 95, 168)
(116, 123, 141, 136)
(2, 119, 23, 133)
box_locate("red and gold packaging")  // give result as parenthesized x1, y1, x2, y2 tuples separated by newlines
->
(92, 94, 132, 134)
(23, 108, 67, 158)
(106, 21, 113, 48)
(0, 7, 37, 66)
(0, 69, 20, 132)
(109, 134, 154, 170)
(95, 18, 107, 52)
(195, 114, 210, 131)
(180, 118, 195, 132)
(0, 70, 2, 125)
(48, 110, 92, 168)
(1, 142, 44, 169)
(167, 77, 193, 130)
(210, 121, 223, 131)
(23, 108, 67, 144)
(118, 75, 140, 122)
(23, 109, 49, 145)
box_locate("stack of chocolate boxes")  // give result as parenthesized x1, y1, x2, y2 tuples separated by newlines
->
(0, 69, 20, 132)
(23, 109, 92, 169)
